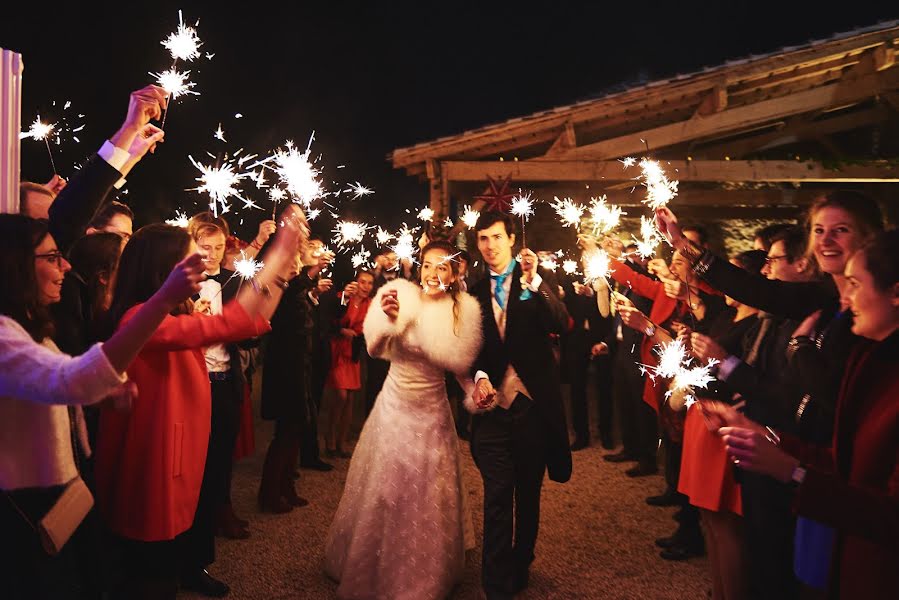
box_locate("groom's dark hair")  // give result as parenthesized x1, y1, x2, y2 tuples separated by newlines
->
(474, 211, 515, 237)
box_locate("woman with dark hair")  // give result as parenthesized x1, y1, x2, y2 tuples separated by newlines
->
(325, 240, 482, 600)
(0, 214, 205, 600)
(93, 207, 308, 598)
(711, 229, 899, 599)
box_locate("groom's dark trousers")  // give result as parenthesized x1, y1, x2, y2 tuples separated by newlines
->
(472, 393, 546, 596)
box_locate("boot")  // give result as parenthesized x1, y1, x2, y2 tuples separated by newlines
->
(280, 439, 309, 508)
(258, 442, 293, 514)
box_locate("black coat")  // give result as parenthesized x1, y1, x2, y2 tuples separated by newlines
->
(470, 264, 573, 483)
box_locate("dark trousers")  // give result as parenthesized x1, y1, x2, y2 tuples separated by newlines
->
(741, 472, 799, 599)
(568, 345, 592, 444)
(299, 368, 326, 464)
(182, 375, 241, 573)
(613, 353, 658, 465)
(365, 356, 389, 415)
(471, 395, 546, 597)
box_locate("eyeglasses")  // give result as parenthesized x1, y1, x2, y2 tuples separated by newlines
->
(34, 251, 65, 266)
(764, 255, 788, 265)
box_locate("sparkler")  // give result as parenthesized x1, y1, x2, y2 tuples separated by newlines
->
(631, 215, 664, 260)
(582, 249, 613, 287)
(510, 190, 535, 247)
(332, 220, 370, 249)
(20, 116, 57, 174)
(562, 260, 579, 275)
(389, 225, 418, 269)
(346, 182, 374, 200)
(552, 197, 585, 229)
(188, 155, 249, 218)
(376, 228, 392, 246)
(151, 68, 199, 129)
(214, 123, 226, 142)
(619, 157, 636, 169)
(461, 205, 480, 229)
(638, 339, 719, 408)
(161, 10, 202, 63)
(540, 257, 559, 272)
(417, 207, 435, 222)
(269, 187, 286, 220)
(351, 249, 371, 270)
(639, 158, 678, 210)
(264, 142, 324, 207)
(233, 251, 264, 281)
(588, 195, 624, 236)
(165, 210, 190, 228)
(306, 208, 322, 221)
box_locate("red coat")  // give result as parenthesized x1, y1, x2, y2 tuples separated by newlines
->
(782, 333, 899, 598)
(610, 259, 681, 411)
(94, 302, 270, 541)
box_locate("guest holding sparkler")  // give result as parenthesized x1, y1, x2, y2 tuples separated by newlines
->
(656, 192, 884, 593)
(324, 270, 374, 458)
(93, 206, 308, 599)
(0, 214, 205, 600)
(707, 229, 899, 600)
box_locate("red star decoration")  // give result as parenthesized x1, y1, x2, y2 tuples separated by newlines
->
(473, 175, 514, 213)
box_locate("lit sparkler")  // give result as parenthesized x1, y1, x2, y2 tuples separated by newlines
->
(639, 158, 678, 210)
(631, 215, 663, 259)
(583, 249, 613, 286)
(510, 190, 535, 247)
(306, 207, 322, 221)
(233, 251, 264, 281)
(152, 68, 198, 99)
(562, 260, 579, 275)
(552, 197, 585, 229)
(588, 195, 624, 235)
(417, 207, 435, 222)
(351, 248, 371, 270)
(20, 116, 58, 173)
(619, 157, 636, 169)
(165, 210, 190, 228)
(638, 339, 719, 407)
(376, 228, 392, 246)
(333, 220, 370, 249)
(541, 257, 559, 272)
(389, 225, 418, 269)
(161, 11, 203, 63)
(214, 123, 226, 142)
(188, 155, 249, 218)
(346, 182, 374, 200)
(461, 205, 480, 229)
(265, 143, 324, 206)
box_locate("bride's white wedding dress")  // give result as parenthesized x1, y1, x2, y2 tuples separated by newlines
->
(324, 279, 482, 600)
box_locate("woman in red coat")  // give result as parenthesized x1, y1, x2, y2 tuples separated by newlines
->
(94, 208, 308, 598)
(714, 229, 899, 599)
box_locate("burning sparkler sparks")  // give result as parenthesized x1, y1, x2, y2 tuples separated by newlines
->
(510, 191, 535, 221)
(151, 69, 199, 100)
(20, 116, 54, 141)
(583, 249, 613, 286)
(461, 205, 480, 229)
(389, 225, 418, 269)
(639, 158, 678, 210)
(161, 11, 203, 63)
(346, 182, 374, 200)
(333, 220, 370, 249)
(638, 339, 720, 407)
(214, 123, 226, 142)
(619, 157, 636, 169)
(552, 197, 585, 229)
(540, 257, 559, 272)
(417, 207, 435, 222)
(233, 251, 264, 281)
(588, 195, 624, 236)
(562, 260, 579, 275)
(165, 210, 190, 228)
(631, 215, 664, 259)
(376, 228, 392, 246)
(188, 155, 249, 218)
(263, 143, 325, 207)
(351, 249, 371, 270)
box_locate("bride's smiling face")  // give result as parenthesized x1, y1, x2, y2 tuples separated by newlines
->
(420, 249, 457, 296)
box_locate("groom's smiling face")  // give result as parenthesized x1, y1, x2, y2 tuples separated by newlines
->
(477, 221, 516, 273)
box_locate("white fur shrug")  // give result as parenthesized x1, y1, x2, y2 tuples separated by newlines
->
(363, 279, 482, 376)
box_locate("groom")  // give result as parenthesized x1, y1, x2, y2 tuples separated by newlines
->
(468, 211, 572, 600)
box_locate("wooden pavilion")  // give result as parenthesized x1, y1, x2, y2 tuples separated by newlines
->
(390, 22, 899, 247)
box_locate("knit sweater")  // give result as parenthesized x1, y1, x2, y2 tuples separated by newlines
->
(0, 316, 126, 490)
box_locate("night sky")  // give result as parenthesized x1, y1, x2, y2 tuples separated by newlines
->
(3, 2, 897, 242)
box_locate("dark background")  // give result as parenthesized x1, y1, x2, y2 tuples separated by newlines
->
(3, 2, 896, 245)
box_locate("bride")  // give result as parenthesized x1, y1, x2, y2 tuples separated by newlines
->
(324, 240, 482, 599)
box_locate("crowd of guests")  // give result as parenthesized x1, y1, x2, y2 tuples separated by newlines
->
(0, 82, 896, 600)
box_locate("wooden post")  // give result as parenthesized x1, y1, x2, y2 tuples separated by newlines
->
(1, 48, 23, 214)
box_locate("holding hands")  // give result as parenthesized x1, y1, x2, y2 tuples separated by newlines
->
(472, 378, 497, 410)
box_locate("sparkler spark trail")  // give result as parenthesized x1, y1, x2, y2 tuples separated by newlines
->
(233, 251, 264, 281)
(638, 339, 720, 407)
(376, 228, 392, 246)
(346, 182, 374, 200)
(351, 249, 371, 270)
(461, 205, 480, 229)
(540, 257, 559, 272)
(306, 208, 322, 221)
(161, 11, 203, 63)
(510, 190, 536, 247)
(188, 155, 249, 218)
(588, 195, 624, 235)
(214, 123, 226, 142)
(639, 158, 679, 210)
(152, 69, 199, 99)
(332, 221, 370, 249)
(562, 260, 579, 275)
(417, 207, 435, 222)
(619, 157, 636, 169)
(165, 210, 190, 228)
(583, 249, 613, 286)
(20, 116, 58, 173)
(631, 215, 664, 259)
(552, 197, 585, 229)
(389, 225, 418, 269)
(262, 143, 325, 207)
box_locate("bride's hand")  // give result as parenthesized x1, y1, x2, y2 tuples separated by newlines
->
(473, 378, 497, 409)
(381, 289, 399, 320)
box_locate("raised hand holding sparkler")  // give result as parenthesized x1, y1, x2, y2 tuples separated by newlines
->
(109, 85, 167, 161)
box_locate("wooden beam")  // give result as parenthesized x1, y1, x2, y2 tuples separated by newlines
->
(543, 121, 577, 157)
(441, 159, 899, 183)
(390, 28, 899, 169)
(694, 84, 728, 117)
(692, 105, 890, 159)
(874, 44, 896, 71)
(549, 67, 899, 161)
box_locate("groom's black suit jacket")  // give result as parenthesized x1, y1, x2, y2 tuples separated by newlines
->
(470, 263, 573, 483)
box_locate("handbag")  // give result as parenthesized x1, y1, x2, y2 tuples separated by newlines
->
(5, 475, 94, 556)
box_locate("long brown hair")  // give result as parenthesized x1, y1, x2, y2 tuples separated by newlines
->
(107, 224, 193, 330)
(0, 215, 54, 341)
(421, 240, 463, 335)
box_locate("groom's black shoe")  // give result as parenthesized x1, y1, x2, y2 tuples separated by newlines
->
(181, 570, 229, 597)
(300, 458, 334, 472)
(646, 489, 683, 507)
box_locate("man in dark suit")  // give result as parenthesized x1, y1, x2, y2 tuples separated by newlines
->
(467, 211, 572, 600)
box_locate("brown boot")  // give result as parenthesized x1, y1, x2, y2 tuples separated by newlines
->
(258, 442, 293, 514)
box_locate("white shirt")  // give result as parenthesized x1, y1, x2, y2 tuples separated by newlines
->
(0, 317, 127, 490)
(97, 140, 131, 189)
(474, 263, 543, 409)
(199, 272, 231, 373)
